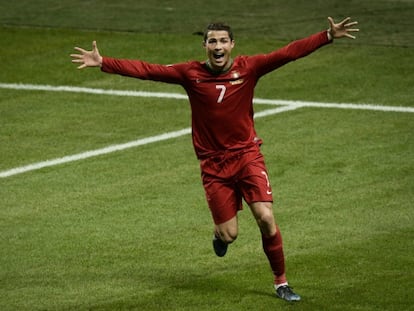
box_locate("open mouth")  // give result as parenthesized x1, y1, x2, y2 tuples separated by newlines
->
(213, 53, 225, 60)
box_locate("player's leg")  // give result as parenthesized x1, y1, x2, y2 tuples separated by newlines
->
(201, 172, 242, 257)
(238, 150, 301, 302)
(214, 215, 238, 243)
(249, 202, 301, 302)
(213, 215, 238, 257)
(238, 159, 291, 291)
(249, 202, 285, 283)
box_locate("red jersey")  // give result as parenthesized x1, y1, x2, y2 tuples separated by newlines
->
(102, 31, 331, 159)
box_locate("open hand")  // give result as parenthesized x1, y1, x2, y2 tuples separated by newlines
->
(71, 41, 103, 69)
(328, 17, 359, 40)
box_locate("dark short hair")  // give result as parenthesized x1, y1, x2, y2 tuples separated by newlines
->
(203, 23, 234, 42)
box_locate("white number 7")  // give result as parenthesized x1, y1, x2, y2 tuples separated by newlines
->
(215, 85, 226, 104)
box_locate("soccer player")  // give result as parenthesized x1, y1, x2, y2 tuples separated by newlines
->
(71, 16, 358, 302)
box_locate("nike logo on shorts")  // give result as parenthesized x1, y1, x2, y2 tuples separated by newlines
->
(261, 170, 272, 195)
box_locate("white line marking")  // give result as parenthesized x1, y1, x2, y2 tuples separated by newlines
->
(0, 82, 188, 100)
(0, 128, 191, 178)
(254, 98, 414, 113)
(1, 82, 413, 178)
(1, 83, 413, 113)
(0, 105, 302, 178)
(254, 104, 305, 117)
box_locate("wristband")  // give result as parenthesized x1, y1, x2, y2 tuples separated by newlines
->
(327, 29, 333, 41)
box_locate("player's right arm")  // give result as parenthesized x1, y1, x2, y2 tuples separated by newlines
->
(71, 41, 185, 84)
(101, 57, 184, 84)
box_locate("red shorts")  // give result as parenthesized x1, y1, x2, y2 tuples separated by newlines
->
(200, 147, 273, 225)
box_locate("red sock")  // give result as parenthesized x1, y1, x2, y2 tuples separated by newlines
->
(262, 226, 287, 285)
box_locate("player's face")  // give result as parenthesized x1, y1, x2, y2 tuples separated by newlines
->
(204, 30, 235, 72)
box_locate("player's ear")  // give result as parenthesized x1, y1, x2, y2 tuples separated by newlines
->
(202, 41, 206, 48)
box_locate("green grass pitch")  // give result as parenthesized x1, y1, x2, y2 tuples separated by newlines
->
(0, 1, 413, 310)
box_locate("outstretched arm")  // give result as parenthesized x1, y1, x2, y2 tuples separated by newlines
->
(71, 41, 103, 69)
(327, 16, 359, 40)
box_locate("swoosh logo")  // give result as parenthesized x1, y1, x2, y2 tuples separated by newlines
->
(261, 171, 272, 195)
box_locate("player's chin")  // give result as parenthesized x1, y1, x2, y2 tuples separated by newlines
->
(212, 59, 226, 69)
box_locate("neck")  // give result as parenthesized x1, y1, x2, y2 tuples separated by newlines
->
(206, 58, 233, 74)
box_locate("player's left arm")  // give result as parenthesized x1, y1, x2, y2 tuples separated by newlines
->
(252, 16, 359, 76)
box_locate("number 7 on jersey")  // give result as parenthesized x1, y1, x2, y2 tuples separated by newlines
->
(215, 85, 226, 104)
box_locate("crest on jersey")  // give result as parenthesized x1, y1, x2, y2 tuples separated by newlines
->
(231, 71, 240, 79)
(230, 71, 244, 85)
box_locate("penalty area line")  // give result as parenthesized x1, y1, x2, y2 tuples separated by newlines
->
(0, 105, 302, 178)
(0, 128, 191, 178)
(1, 82, 413, 178)
(1, 83, 414, 113)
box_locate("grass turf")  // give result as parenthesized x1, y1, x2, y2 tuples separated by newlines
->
(1, 1, 413, 310)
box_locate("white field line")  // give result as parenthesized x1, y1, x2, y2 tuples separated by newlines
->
(254, 98, 414, 113)
(0, 83, 189, 100)
(0, 82, 413, 178)
(1, 83, 414, 113)
(0, 128, 192, 178)
(0, 105, 302, 178)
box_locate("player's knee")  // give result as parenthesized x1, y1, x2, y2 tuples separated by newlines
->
(222, 233, 237, 244)
(255, 208, 275, 231)
(218, 228, 238, 244)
